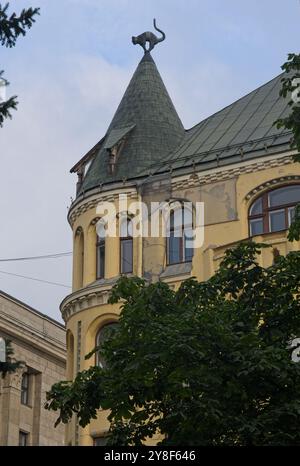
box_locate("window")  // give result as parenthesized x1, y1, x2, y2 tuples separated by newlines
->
(0, 337, 5, 362)
(96, 322, 119, 368)
(249, 185, 300, 236)
(74, 227, 84, 289)
(21, 373, 30, 405)
(167, 207, 194, 265)
(120, 217, 133, 274)
(96, 222, 106, 279)
(19, 431, 28, 446)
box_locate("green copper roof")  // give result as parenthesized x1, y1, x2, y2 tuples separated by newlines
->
(145, 73, 292, 177)
(80, 52, 185, 192)
(103, 124, 136, 150)
(76, 62, 292, 196)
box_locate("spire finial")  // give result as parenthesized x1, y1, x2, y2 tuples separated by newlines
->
(132, 19, 166, 54)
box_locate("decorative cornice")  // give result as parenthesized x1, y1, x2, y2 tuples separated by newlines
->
(171, 154, 294, 191)
(245, 175, 300, 201)
(61, 283, 114, 322)
(68, 188, 138, 227)
(68, 153, 295, 227)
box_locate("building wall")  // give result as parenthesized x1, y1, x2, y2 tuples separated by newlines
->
(0, 292, 66, 446)
(62, 151, 300, 445)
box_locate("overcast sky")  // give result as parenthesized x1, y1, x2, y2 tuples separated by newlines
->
(0, 0, 299, 322)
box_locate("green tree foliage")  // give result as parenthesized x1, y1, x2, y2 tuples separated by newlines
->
(275, 53, 300, 240)
(0, 2, 39, 126)
(46, 242, 300, 446)
(0, 339, 22, 377)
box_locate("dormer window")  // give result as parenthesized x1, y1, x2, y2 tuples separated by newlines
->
(104, 125, 136, 175)
(83, 160, 92, 177)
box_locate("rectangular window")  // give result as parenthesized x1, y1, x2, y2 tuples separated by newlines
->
(269, 209, 286, 232)
(19, 431, 28, 446)
(184, 244, 194, 262)
(184, 228, 194, 262)
(249, 218, 263, 236)
(121, 239, 133, 274)
(168, 235, 181, 264)
(96, 241, 105, 279)
(21, 373, 30, 405)
(288, 207, 295, 226)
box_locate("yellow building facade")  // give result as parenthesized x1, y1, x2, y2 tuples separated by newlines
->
(61, 41, 300, 445)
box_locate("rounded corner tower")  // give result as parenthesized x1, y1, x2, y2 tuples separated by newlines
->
(61, 31, 186, 446)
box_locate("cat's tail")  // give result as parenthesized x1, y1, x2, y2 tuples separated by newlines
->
(153, 19, 166, 43)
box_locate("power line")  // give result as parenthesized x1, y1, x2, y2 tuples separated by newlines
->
(0, 270, 71, 289)
(0, 252, 72, 262)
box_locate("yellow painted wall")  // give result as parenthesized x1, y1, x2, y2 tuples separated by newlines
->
(63, 155, 300, 445)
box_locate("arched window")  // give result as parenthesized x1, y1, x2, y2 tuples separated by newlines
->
(74, 227, 84, 289)
(120, 217, 133, 274)
(167, 207, 194, 265)
(66, 330, 74, 381)
(95, 322, 119, 368)
(249, 185, 300, 236)
(96, 221, 106, 279)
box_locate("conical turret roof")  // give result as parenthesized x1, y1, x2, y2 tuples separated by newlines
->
(80, 52, 185, 192)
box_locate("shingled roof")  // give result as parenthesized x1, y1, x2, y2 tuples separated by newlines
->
(140, 72, 292, 177)
(80, 52, 185, 193)
(77, 56, 292, 196)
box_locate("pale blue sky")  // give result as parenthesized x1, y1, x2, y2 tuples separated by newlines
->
(0, 0, 299, 321)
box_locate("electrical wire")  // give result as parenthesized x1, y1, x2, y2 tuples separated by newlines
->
(0, 252, 72, 262)
(0, 270, 71, 289)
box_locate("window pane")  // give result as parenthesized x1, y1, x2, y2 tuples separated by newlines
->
(172, 209, 183, 235)
(120, 217, 132, 237)
(96, 242, 105, 279)
(249, 218, 263, 236)
(96, 323, 119, 368)
(183, 207, 192, 227)
(21, 373, 29, 405)
(268, 185, 300, 207)
(19, 432, 28, 446)
(0, 337, 5, 363)
(184, 244, 194, 262)
(288, 207, 295, 226)
(121, 239, 133, 273)
(269, 209, 286, 232)
(96, 222, 106, 239)
(249, 197, 263, 216)
(168, 236, 181, 264)
(184, 229, 194, 262)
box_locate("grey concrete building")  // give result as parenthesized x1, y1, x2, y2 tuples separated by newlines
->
(0, 291, 66, 446)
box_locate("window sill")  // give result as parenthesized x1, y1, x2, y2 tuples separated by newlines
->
(160, 262, 192, 279)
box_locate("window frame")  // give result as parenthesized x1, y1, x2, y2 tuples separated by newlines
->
(96, 236, 105, 279)
(95, 322, 119, 368)
(120, 217, 133, 274)
(19, 431, 29, 446)
(248, 184, 300, 236)
(166, 207, 194, 265)
(96, 221, 106, 280)
(21, 372, 30, 406)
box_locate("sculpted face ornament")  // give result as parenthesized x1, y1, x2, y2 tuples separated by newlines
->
(132, 18, 166, 54)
